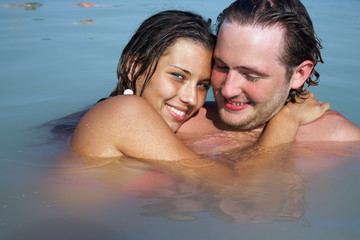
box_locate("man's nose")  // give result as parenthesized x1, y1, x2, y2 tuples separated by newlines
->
(221, 70, 243, 98)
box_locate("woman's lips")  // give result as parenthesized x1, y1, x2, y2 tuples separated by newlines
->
(165, 103, 187, 121)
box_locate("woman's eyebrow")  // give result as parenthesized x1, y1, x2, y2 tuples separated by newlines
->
(170, 65, 191, 75)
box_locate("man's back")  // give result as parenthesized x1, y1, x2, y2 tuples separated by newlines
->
(296, 111, 360, 142)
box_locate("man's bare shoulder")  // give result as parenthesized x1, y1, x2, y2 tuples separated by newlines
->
(296, 110, 360, 141)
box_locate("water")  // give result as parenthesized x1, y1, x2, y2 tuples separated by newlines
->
(1, 0, 360, 239)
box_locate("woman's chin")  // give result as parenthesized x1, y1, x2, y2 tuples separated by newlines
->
(167, 121, 181, 133)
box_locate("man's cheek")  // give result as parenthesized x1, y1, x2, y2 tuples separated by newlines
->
(245, 83, 270, 102)
(210, 71, 224, 89)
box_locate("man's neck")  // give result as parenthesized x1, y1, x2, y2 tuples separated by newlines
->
(178, 102, 265, 137)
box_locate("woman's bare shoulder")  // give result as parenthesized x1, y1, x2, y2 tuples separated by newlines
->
(92, 95, 150, 115)
(71, 95, 199, 160)
(70, 95, 154, 158)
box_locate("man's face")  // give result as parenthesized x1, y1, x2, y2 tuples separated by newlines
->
(211, 21, 292, 130)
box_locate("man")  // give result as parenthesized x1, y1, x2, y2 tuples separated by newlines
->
(178, 0, 360, 147)
(69, 0, 359, 162)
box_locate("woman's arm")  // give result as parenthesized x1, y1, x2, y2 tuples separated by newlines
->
(71, 92, 329, 161)
(257, 92, 330, 146)
(70, 95, 200, 161)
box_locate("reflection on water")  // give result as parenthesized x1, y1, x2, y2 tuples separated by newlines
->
(73, 19, 94, 25)
(2, 141, 359, 240)
(43, 145, 307, 225)
(2, 2, 42, 10)
(75, 3, 95, 8)
(1, 0, 360, 239)
(134, 156, 306, 224)
(6, 218, 120, 240)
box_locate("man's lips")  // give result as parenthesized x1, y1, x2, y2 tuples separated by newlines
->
(224, 97, 249, 111)
(165, 103, 187, 121)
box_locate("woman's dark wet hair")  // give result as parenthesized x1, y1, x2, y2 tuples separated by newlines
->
(109, 10, 215, 97)
(47, 10, 215, 140)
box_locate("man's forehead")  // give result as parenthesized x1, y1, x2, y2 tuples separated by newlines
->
(217, 21, 285, 55)
(215, 20, 287, 72)
(220, 20, 285, 36)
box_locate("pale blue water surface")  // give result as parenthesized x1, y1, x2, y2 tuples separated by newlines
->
(0, 0, 360, 239)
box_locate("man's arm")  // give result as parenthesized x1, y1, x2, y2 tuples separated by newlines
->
(71, 93, 330, 161)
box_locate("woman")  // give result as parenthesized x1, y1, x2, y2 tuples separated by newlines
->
(70, 10, 329, 161)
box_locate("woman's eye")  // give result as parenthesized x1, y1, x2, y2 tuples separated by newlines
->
(172, 73, 184, 80)
(198, 82, 210, 90)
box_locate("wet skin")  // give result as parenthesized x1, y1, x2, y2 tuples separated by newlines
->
(211, 21, 304, 130)
(139, 38, 213, 132)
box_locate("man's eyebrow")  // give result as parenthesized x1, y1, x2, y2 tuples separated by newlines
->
(214, 56, 269, 77)
(235, 66, 269, 77)
(170, 65, 191, 75)
(213, 56, 226, 66)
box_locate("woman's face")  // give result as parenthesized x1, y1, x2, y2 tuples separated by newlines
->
(139, 38, 212, 132)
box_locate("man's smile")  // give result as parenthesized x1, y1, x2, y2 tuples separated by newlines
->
(224, 97, 250, 111)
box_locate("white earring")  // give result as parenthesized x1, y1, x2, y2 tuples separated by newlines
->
(123, 89, 134, 95)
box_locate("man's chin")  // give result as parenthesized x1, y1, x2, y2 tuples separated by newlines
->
(219, 113, 252, 130)
(219, 110, 268, 131)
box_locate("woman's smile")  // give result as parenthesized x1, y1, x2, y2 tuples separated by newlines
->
(165, 103, 187, 121)
(140, 38, 212, 132)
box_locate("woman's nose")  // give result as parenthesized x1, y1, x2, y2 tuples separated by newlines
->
(179, 83, 198, 106)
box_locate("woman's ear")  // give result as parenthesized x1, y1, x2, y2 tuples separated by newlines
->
(124, 56, 144, 95)
(126, 57, 138, 81)
(290, 60, 314, 89)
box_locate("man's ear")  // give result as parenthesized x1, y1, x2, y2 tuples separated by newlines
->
(290, 60, 314, 89)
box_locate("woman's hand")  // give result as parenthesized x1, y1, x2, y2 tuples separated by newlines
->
(257, 92, 330, 146)
(281, 91, 330, 126)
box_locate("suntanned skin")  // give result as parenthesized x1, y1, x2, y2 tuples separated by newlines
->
(71, 36, 330, 161)
(71, 93, 330, 160)
(177, 103, 360, 149)
(176, 22, 360, 147)
(295, 111, 360, 141)
(72, 19, 355, 161)
(71, 95, 200, 161)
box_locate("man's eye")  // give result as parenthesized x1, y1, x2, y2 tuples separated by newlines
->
(214, 63, 228, 72)
(244, 74, 260, 82)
